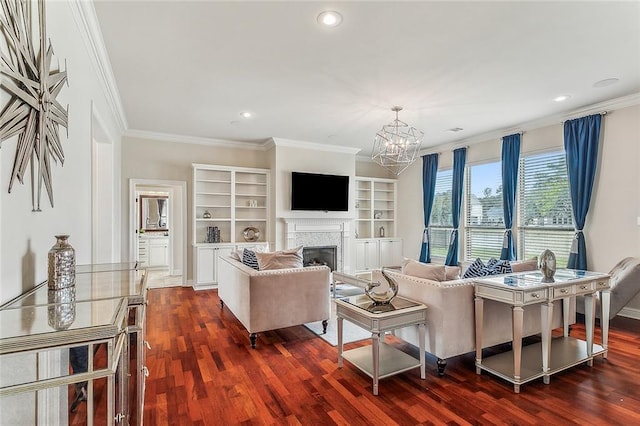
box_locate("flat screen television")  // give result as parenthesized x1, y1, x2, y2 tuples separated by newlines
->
(291, 172, 349, 211)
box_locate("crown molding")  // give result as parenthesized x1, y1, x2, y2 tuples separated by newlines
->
(444, 92, 640, 148)
(69, 0, 128, 132)
(271, 137, 361, 155)
(124, 129, 272, 150)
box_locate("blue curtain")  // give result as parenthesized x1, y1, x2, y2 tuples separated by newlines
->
(419, 154, 439, 263)
(564, 114, 601, 270)
(445, 148, 466, 266)
(500, 134, 520, 260)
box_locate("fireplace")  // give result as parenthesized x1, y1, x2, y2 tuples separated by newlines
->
(303, 246, 337, 271)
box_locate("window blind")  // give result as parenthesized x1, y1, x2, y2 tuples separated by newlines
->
(518, 151, 574, 266)
(464, 161, 503, 260)
(429, 169, 453, 258)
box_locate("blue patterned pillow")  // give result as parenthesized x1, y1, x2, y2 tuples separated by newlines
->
(242, 249, 260, 270)
(463, 258, 486, 278)
(490, 259, 513, 275)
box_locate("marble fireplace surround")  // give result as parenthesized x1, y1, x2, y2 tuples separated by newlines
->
(282, 218, 353, 273)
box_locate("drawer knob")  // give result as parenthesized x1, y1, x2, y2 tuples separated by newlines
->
(560, 289, 568, 294)
(580, 285, 588, 290)
(598, 281, 607, 287)
(531, 293, 540, 298)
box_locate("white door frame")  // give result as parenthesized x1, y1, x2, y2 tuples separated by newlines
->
(129, 179, 187, 276)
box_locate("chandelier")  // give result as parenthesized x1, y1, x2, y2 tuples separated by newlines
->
(372, 106, 424, 175)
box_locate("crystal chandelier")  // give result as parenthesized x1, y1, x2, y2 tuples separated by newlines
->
(371, 107, 424, 175)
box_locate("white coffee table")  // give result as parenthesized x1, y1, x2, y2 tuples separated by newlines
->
(335, 294, 427, 395)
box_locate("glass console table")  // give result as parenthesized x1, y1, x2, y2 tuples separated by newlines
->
(474, 269, 610, 393)
(0, 262, 148, 425)
(335, 294, 427, 395)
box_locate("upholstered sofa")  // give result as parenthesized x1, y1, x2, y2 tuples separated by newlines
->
(378, 259, 574, 376)
(217, 255, 331, 348)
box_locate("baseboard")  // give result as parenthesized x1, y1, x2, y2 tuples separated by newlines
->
(618, 306, 640, 320)
(192, 282, 218, 291)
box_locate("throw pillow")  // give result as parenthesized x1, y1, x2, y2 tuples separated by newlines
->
(242, 249, 260, 270)
(488, 259, 512, 275)
(462, 258, 486, 278)
(402, 259, 446, 281)
(445, 266, 461, 280)
(255, 246, 304, 270)
(511, 257, 538, 273)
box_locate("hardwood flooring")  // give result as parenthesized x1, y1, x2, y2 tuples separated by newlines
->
(141, 287, 640, 425)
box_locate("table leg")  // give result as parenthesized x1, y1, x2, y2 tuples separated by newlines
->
(474, 296, 484, 375)
(584, 293, 596, 366)
(563, 298, 570, 337)
(419, 323, 426, 379)
(601, 289, 611, 359)
(372, 332, 380, 396)
(512, 306, 524, 393)
(541, 301, 553, 384)
(337, 316, 344, 368)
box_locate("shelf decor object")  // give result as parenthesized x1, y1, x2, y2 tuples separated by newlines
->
(371, 106, 423, 176)
(243, 226, 260, 242)
(0, 0, 69, 211)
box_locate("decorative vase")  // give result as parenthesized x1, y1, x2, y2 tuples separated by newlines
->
(203, 210, 212, 219)
(47, 235, 76, 290)
(379, 226, 385, 237)
(47, 287, 76, 330)
(364, 268, 398, 305)
(539, 249, 556, 283)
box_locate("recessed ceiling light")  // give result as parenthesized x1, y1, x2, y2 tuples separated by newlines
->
(593, 78, 619, 88)
(317, 11, 343, 27)
(553, 95, 571, 102)
(239, 111, 253, 119)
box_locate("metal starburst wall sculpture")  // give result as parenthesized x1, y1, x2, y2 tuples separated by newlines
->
(0, 0, 69, 211)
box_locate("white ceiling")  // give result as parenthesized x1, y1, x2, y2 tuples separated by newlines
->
(93, 1, 640, 154)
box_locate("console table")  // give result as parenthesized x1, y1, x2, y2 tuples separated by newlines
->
(474, 269, 610, 393)
(335, 294, 426, 395)
(0, 262, 148, 425)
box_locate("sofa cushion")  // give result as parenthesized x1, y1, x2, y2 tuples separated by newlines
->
(463, 258, 512, 278)
(402, 259, 446, 281)
(445, 266, 461, 280)
(462, 258, 486, 278)
(242, 249, 260, 270)
(256, 246, 303, 270)
(511, 257, 538, 273)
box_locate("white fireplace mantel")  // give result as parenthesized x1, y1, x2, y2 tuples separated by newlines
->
(282, 218, 353, 273)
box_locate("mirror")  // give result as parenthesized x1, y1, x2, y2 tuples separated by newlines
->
(140, 195, 169, 231)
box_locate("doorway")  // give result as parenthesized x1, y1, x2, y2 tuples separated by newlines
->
(129, 179, 187, 288)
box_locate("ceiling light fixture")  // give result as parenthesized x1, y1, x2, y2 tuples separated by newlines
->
(317, 10, 343, 27)
(372, 106, 424, 176)
(553, 95, 571, 102)
(239, 111, 253, 118)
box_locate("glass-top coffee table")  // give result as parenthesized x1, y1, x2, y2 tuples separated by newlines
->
(335, 294, 427, 395)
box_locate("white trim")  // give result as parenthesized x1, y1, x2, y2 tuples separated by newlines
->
(124, 129, 271, 150)
(271, 137, 362, 155)
(618, 306, 640, 320)
(68, 0, 127, 131)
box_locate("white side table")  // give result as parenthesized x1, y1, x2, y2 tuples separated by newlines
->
(335, 295, 427, 395)
(474, 269, 610, 393)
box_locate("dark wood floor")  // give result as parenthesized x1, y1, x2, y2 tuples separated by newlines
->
(142, 287, 640, 425)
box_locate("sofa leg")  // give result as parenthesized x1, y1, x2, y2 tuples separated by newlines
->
(437, 358, 447, 376)
(250, 333, 257, 349)
(322, 319, 328, 334)
(220, 300, 224, 309)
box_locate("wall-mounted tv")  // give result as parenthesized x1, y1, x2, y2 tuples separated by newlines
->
(291, 172, 349, 212)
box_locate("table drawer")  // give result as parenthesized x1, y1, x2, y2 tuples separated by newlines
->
(551, 284, 575, 299)
(574, 281, 596, 295)
(523, 289, 547, 303)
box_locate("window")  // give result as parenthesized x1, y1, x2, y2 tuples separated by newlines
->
(519, 151, 574, 266)
(429, 169, 452, 258)
(465, 161, 504, 260)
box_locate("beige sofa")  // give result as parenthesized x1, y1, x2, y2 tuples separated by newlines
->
(380, 260, 574, 376)
(218, 256, 331, 348)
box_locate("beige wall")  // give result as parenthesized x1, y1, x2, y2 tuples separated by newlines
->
(397, 104, 640, 314)
(121, 136, 269, 279)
